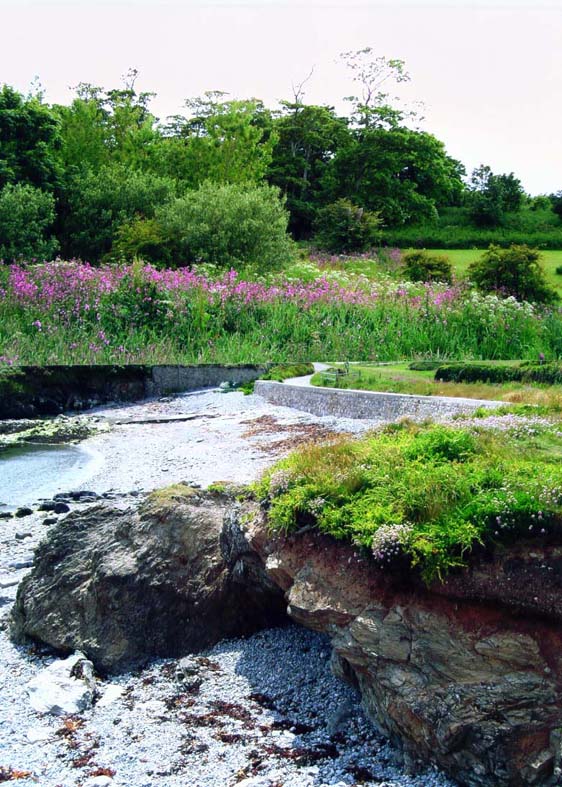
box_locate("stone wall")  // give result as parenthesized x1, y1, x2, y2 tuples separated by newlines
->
(254, 381, 505, 420)
(1, 364, 268, 419)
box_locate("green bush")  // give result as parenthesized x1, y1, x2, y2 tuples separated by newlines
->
(255, 422, 562, 583)
(402, 250, 452, 283)
(408, 360, 443, 371)
(60, 165, 176, 262)
(434, 361, 562, 385)
(156, 182, 295, 271)
(0, 183, 58, 261)
(467, 244, 557, 303)
(313, 199, 381, 253)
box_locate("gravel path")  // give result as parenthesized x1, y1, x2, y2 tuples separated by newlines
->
(0, 389, 456, 787)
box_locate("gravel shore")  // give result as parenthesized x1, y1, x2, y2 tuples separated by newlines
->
(0, 389, 456, 787)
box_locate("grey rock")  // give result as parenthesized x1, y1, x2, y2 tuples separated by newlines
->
(15, 532, 32, 540)
(15, 507, 33, 518)
(53, 502, 70, 514)
(42, 517, 58, 526)
(0, 512, 13, 520)
(11, 489, 285, 673)
(26, 651, 96, 715)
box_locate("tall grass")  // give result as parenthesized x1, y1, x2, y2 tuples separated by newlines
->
(1, 260, 562, 365)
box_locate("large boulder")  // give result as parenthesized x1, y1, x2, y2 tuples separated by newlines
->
(10, 486, 285, 673)
(245, 510, 562, 787)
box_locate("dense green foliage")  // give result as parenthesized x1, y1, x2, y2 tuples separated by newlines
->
(3, 260, 562, 366)
(467, 244, 557, 303)
(0, 183, 58, 260)
(255, 422, 562, 582)
(313, 199, 381, 253)
(435, 361, 562, 385)
(154, 182, 295, 270)
(3, 52, 556, 265)
(402, 250, 452, 283)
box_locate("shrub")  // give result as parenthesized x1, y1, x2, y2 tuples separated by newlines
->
(60, 165, 176, 262)
(156, 182, 295, 271)
(313, 199, 381, 253)
(556, 265, 562, 276)
(434, 361, 562, 385)
(255, 422, 562, 583)
(0, 183, 58, 261)
(402, 250, 452, 283)
(467, 244, 557, 303)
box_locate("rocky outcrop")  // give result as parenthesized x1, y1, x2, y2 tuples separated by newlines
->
(10, 487, 285, 673)
(244, 510, 562, 787)
(11, 488, 562, 785)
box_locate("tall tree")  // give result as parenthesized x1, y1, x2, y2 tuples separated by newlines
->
(326, 127, 465, 226)
(0, 84, 60, 191)
(268, 102, 351, 237)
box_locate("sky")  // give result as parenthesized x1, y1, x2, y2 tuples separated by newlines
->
(1, 0, 561, 194)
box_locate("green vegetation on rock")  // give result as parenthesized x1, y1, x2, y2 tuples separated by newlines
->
(255, 422, 562, 583)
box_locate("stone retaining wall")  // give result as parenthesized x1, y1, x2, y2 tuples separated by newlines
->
(254, 380, 505, 420)
(1, 364, 268, 419)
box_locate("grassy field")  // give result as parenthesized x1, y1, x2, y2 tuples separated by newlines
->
(422, 249, 562, 296)
(311, 361, 562, 408)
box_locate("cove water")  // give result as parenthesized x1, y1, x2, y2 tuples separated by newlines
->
(0, 443, 101, 509)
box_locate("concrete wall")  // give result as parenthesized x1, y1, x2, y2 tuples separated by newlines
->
(254, 381, 505, 421)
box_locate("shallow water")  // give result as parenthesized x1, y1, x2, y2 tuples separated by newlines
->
(0, 443, 100, 509)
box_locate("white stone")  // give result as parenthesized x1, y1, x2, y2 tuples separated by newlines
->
(234, 778, 274, 787)
(137, 699, 167, 718)
(96, 684, 124, 707)
(27, 652, 96, 716)
(26, 726, 51, 742)
(83, 777, 114, 787)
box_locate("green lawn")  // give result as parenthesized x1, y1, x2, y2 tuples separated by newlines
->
(311, 361, 562, 408)
(423, 249, 562, 296)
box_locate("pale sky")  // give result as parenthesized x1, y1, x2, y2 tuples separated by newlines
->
(1, 0, 561, 194)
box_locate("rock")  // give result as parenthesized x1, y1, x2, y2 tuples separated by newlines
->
(15, 532, 32, 540)
(7, 556, 34, 569)
(42, 517, 58, 526)
(11, 489, 285, 673)
(15, 507, 33, 518)
(83, 777, 114, 787)
(0, 512, 13, 519)
(38, 501, 57, 512)
(53, 502, 70, 514)
(26, 726, 51, 742)
(26, 652, 96, 715)
(96, 684, 124, 707)
(244, 511, 562, 787)
(69, 490, 99, 502)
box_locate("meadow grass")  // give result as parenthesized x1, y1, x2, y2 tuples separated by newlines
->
(311, 362, 562, 408)
(2, 259, 562, 366)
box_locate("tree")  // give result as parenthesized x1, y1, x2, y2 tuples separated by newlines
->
(156, 182, 294, 270)
(268, 103, 351, 237)
(59, 165, 175, 261)
(0, 84, 60, 191)
(468, 165, 525, 227)
(468, 244, 557, 303)
(326, 128, 465, 226)
(551, 191, 562, 222)
(340, 48, 414, 130)
(313, 199, 381, 253)
(156, 94, 276, 188)
(0, 183, 58, 261)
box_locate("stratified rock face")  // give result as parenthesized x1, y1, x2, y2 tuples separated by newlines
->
(10, 488, 285, 673)
(245, 512, 562, 787)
